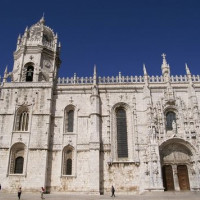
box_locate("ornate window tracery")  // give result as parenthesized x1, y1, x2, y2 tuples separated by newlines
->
(15, 107, 29, 131)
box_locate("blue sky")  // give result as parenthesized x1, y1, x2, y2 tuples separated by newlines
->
(0, 0, 200, 78)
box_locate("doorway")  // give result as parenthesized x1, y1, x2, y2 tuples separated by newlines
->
(177, 165, 190, 190)
(162, 165, 175, 191)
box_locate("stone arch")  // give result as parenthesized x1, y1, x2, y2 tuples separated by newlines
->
(24, 62, 35, 82)
(160, 138, 196, 160)
(9, 142, 26, 174)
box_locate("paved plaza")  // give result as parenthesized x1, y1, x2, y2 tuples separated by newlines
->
(0, 191, 199, 200)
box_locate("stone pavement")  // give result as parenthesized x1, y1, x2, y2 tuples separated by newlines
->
(0, 191, 199, 200)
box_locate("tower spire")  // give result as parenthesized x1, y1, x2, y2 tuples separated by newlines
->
(3, 66, 8, 83)
(39, 14, 45, 25)
(185, 63, 192, 84)
(161, 53, 170, 82)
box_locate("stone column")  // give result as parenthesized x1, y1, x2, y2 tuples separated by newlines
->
(172, 164, 180, 191)
(89, 86, 100, 194)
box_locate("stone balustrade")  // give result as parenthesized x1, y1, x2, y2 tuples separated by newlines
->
(57, 74, 200, 85)
(25, 39, 55, 50)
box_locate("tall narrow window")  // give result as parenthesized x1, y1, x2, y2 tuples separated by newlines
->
(15, 107, 29, 131)
(67, 110, 74, 132)
(63, 146, 74, 175)
(166, 111, 176, 131)
(116, 108, 128, 158)
(26, 66, 34, 82)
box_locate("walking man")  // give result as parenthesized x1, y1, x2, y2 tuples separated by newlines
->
(18, 187, 22, 200)
(111, 185, 115, 197)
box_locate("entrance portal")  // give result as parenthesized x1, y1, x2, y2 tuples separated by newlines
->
(160, 139, 193, 191)
(177, 165, 190, 190)
(162, 165, 174, 191)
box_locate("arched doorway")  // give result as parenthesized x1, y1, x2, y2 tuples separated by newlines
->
(160, 139, 193, 191)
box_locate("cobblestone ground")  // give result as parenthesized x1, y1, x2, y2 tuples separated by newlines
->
(0, 191, 200, 200)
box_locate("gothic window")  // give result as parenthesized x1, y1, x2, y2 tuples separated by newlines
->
(9, 143, 25, 174)
(26, 66, 34, 82)
(116, 108, 128, 158)
(15, 107, 29, 131)
(64, 107, 75, 133)
(166, 111, 176, 131)
(62, 146, 74, 176)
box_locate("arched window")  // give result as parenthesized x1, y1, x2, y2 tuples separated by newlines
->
(26, 66, 34, 82)
(116, 108, 128, 158)
(14, 157, 24, 174)
(62, 146, 74, 175)
(64, 107, 75, 133)
(9, 143, 25, 174)
(15, 107, 29, 131)
(166, 111, 176, 131)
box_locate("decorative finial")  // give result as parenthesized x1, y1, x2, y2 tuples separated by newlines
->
(93, 64, 97, 85)
(4, 66, 8, 75)
(161, 53, 166, 59)
(143, 64, 147, 75)
(93, 64, 97, 76)
(17, 34, 21, 45)
(185, 63, 191, 75)
(161, 53, 167, 65)
(39, 14, 45, 25)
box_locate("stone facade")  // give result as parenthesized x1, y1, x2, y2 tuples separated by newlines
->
(0, 18, 200, 194)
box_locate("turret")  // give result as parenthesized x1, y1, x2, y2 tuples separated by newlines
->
(11, 17, 61, 83)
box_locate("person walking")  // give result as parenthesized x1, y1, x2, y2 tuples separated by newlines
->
(18, 187, 22, 200)
(41, 187, 45, 199)
(111, 185, 115, 197)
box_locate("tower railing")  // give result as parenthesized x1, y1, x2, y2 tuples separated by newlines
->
(26, 39, 55, 50)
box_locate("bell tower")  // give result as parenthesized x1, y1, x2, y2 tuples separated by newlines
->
(0, 18, 61, 192)
(12, 17, 61, 83)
